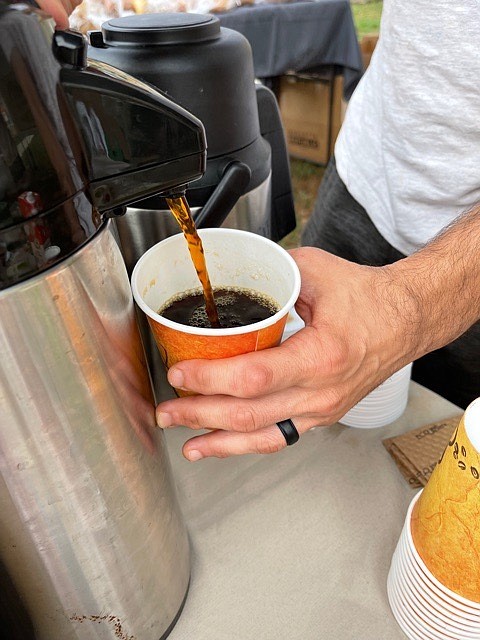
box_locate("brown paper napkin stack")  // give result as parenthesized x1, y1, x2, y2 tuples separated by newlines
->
(383, 416, 462, 488)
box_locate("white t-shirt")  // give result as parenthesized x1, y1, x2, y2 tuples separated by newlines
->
(335, 0, 480, 256)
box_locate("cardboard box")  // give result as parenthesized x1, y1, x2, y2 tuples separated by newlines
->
(360, 34, 379, 69)
(278, 73, 345, 166)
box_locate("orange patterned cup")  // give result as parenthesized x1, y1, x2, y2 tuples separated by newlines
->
(411, 398, 480, 602)
(131, 229, 301, 396)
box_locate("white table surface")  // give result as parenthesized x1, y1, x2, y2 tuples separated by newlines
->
(163, 382, 461, 640)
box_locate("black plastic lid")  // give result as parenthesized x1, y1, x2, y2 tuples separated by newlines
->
(102, 13, 221, 46)
(89, 13, 261, 164)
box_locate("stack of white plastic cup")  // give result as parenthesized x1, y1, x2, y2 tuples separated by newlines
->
(282, 310, 412, 429)
(388, 491, 480, 640)
(281, 307, 305, 342)
(339, 363, 413, 429)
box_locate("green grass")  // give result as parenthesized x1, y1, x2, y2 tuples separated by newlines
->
(280, 159, 325, 250)
(351, 1, 383, 39)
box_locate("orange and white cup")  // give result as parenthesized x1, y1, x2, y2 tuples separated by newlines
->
(411, 398, 480, 603)
(131, 228, 301, 396)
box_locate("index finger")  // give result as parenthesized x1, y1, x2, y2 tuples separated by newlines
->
(167, 327, 317, 398)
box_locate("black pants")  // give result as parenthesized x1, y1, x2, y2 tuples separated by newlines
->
(301, 158, 480, 409)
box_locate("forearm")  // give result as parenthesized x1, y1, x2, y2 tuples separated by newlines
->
(388, 204, 480, 360)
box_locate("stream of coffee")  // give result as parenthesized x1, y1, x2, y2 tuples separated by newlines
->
(165, 194, 220, 328)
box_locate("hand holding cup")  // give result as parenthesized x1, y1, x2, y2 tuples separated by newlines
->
(138, 245, 416, 460)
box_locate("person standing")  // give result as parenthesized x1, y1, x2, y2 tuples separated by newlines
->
(153, 0, 480, 460)
(302, 0, 480, 409)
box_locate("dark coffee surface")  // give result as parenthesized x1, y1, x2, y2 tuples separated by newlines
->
(159, 287, 279, 329)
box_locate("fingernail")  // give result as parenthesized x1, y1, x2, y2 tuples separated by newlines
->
(168, 368, 185, 389)
(156, 412, 172, 428)
(186, 449, 203, 462)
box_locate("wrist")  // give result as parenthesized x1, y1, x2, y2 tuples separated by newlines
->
(371, 262, 424, 366)
(381, 259, 431, 363)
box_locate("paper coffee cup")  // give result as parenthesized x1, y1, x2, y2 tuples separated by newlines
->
(388, 490, 480, 640)
(411, 398, 480, 602)
(131, 229, 301, 395)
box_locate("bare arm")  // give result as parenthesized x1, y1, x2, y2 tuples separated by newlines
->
(155, 206, 480, 461)
(388, 205, 480, 358)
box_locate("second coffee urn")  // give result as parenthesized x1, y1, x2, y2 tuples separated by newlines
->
(88, 12, 296, 268)
(88, 12, 296, 400)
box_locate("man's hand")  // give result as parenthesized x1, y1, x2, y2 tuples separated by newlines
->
(36, 0, 80, 28)
(156, 247, 417, 461)
(155, 201, 480, 462)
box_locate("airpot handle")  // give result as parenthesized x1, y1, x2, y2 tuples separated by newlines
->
(194, 161, 251, 229)
(255, 83, 296, 242)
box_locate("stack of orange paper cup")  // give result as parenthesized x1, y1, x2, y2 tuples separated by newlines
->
(387, 398, 480, 640)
